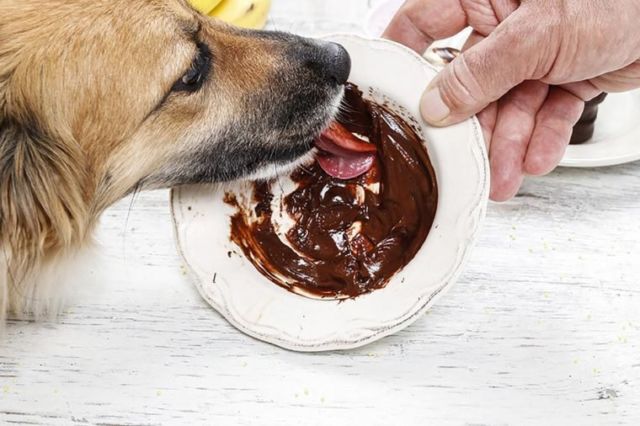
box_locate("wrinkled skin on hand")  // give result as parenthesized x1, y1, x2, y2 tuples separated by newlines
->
(384, 0, 640, 201)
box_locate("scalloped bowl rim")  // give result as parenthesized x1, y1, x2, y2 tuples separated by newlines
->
(170, 34, 490, 352)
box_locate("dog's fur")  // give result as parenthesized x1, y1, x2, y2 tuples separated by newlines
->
(0, 0, 344, 320)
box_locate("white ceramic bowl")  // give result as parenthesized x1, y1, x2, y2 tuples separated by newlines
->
(171, 34, 489, 352)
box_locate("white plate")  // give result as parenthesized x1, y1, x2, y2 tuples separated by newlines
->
(171, 34, 489, 352)
(560, 90, 640, 167)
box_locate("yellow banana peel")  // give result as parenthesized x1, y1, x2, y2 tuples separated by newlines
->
(208, 0, 255, 23)
(189, 0, 223, 14)
(232, 0, 271, 29)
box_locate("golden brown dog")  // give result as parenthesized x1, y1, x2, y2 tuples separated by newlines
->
(0, 0, 351, 320)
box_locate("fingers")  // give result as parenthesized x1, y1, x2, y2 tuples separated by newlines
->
(460, 0, 520, 36)
(560, 81, 602, 102)
(488, 80, 549, 201)
(420, 12, 540, 126)
(383, 0, 467, 53)
(485, 0, 520, 22)
(476, 102, 497, 152)
(524, 87, 585, 176)
(590, 61, 640, 92)
(461, 30, 485, 52)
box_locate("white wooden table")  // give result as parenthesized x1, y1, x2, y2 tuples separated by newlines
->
(2, 1, 640, 424)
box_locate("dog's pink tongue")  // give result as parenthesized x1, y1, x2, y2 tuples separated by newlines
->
(316, 151, 376, 180)
(315, 122, 377, 180)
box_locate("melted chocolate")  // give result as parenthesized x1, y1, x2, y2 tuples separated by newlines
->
(225, 84, 438, 298)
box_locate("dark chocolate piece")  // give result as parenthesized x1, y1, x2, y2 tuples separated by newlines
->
(570, 93, 607, 145)
(225, 84, 438, 299)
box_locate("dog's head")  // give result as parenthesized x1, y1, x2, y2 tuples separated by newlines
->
(0, 0, 349, 311)
(0, 0, 349, 237)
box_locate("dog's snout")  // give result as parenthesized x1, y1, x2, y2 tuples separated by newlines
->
(323, 42, 351, 85)
(300, 41, 351, 86)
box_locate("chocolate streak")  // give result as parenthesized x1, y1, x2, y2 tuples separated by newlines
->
(226, 84, 438, 298)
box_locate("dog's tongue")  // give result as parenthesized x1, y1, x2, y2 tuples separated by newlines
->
(314, 122, 377, 180)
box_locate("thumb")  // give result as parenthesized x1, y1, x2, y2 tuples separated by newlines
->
(421, 17, 539, 126)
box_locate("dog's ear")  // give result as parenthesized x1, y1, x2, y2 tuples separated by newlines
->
(0, 115, 88, 267)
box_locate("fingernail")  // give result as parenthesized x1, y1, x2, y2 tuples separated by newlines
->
(420, 87, 450, 124)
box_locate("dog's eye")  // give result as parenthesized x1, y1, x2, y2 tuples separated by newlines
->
(172, 42, 212, 93)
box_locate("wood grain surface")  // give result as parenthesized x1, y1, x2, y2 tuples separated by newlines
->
(1, 1, 639, 424)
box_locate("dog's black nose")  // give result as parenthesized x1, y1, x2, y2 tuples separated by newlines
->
(323, 42, 351, 85)
(302, 41, 351, 86)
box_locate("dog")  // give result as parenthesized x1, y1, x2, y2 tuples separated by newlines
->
(0, 0, 351, 320)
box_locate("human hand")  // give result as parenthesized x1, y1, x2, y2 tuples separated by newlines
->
(384, 0, 640, 201)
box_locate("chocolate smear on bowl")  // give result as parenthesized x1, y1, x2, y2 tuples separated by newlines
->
(225, 84, 438, 299)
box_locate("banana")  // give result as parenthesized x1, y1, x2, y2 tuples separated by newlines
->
(208, 0, 255, 23)
(232, 0, 271, 29)
(189, 0, 223, 14)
